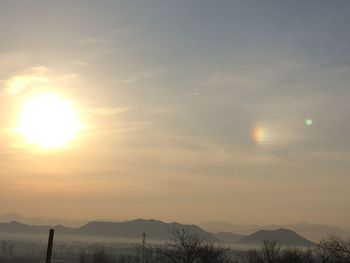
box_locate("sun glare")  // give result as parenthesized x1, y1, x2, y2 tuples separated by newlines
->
(17, 93, 82, 149)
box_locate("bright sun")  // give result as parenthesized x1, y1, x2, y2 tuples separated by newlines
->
(17, 93, 82, 149)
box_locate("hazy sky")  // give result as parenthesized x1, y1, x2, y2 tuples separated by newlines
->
(1, 0, 350, 228)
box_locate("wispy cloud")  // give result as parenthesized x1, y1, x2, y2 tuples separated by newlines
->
(77, 37, 109, 45)
(122, 72, 155, 84)
(3, 66, 49, 95)
(88, 107, 131, 116)
(2, 66, 80, 95)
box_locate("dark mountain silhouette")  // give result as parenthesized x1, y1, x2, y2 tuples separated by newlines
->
(0, 213, 87, 227)
(201, 221, 349, 242)
(238, 228, 315, 247)
(2, 215, 346, 242)
(201, 221, 261, 235)
(0, 221, 74, 235)
(0, 219, 318, 246)
(76, 219, 218, 241)
(0, 221, 50, 234)
(212, 232, 245, 243)
(0, 219, 217, 242)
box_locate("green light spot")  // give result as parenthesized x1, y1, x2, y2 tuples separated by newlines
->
(306, 119, 313, 126)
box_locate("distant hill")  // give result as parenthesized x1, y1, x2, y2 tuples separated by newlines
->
(0, 221, 73, 235)
(0, 219, 217, 242)
(201, 221, 349, 242)
(212, 232, 245, 243)
(0, 213, 87, 227)
(201, 221, 261, 235)
(238, 228, 315, 247)
(76, 219, 218, 241)
(0, 221, 51, 234)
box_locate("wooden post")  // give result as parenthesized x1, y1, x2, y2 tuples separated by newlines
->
(46, 229, 55, 263)
(142, 232, 146, 263)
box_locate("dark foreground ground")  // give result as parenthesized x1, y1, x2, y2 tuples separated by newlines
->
(0, 233, 349, 263)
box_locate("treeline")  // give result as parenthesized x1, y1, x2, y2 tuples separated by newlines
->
(1, 230, 350, 262)
(78, 230, 350, 263)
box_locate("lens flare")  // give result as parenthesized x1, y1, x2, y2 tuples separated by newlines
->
(306, 118, 313, 126)
(252, 125, 272, 145)
(252, 127, 264, 144)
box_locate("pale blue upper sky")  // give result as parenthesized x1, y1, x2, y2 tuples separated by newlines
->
(0, 1, 350, 228)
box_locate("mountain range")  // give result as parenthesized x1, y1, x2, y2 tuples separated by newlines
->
(0, 219, 217, 242)
(1, 214, 346, 242)
(0, 213, 87, 227)
(75, 219, 217, 241)
(0, 218, 317, 247)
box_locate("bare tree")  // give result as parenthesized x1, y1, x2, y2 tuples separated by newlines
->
(316, 235, 350, 263)
(246, 240, 280, 263)
(197, 243, 232, 263)
(247, 249, 264, 263)
(260, 240, 281, 263)
(245, 240, 316, 263)
(156, 228, 232, 263)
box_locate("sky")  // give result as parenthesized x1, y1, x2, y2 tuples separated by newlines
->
(0, 0, 350, 229)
